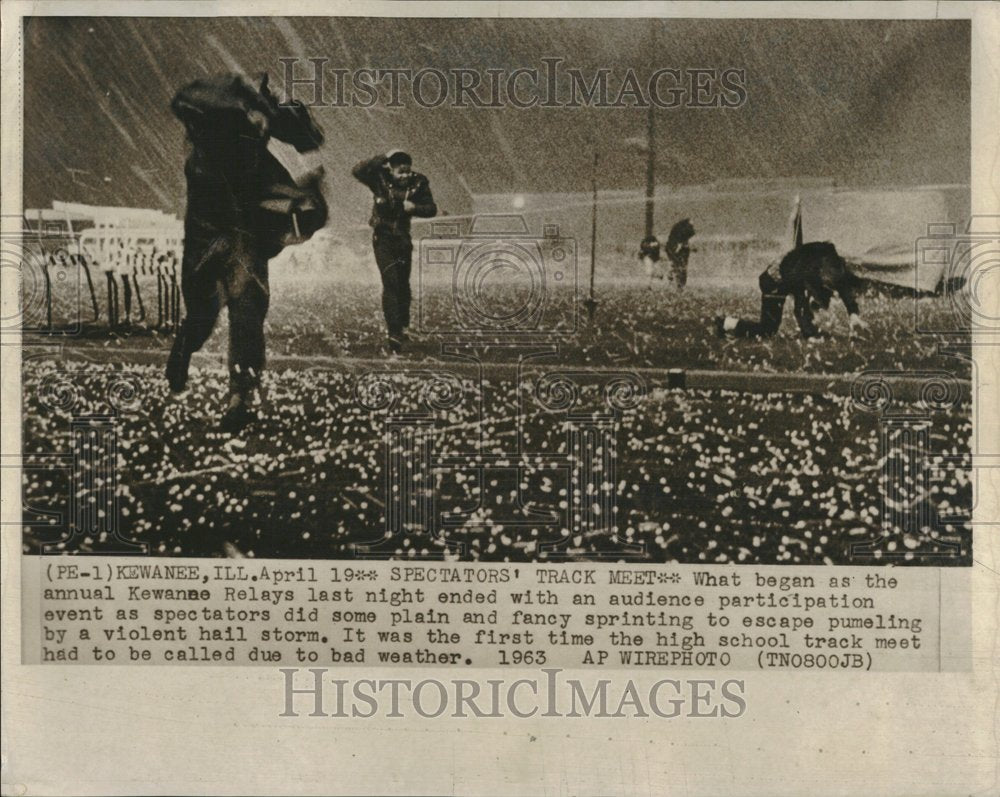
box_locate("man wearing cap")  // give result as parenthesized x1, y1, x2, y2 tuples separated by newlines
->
(352, 150, 437, 353)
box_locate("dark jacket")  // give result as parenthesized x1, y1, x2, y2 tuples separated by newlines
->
(352, 155, 437, 237)
(761, 241, 861, 337)
(172, 73, 327, 259)
(638, 235, 661, 262)
(665, 218, 695, 268)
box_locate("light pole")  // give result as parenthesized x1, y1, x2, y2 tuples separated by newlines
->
(644, 20, 657, 241)
(584, 148, 599, 322)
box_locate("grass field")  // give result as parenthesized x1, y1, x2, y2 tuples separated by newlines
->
(21, 282, 972, 564)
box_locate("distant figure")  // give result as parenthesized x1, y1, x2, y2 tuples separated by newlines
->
(165, 72, 327, 432)
(113, 239, 136, 326)
(102, 239, 122, 327)
(352, 150, 437, 353)
(715, 241, 869, 339)
(664, 218, 696, 289)
(638, 234, 662, 289)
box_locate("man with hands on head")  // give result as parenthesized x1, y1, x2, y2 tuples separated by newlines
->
(352, 149, 437, 354)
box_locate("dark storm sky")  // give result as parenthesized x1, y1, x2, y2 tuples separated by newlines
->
(22, 17, 970, 217)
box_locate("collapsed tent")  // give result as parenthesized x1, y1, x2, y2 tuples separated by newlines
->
(795, 185, 969, 294)
(846, 241, 944, 293)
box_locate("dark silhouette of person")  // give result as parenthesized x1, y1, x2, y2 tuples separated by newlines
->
(165, 73, 327, 431)
(352, 150, 437, 353)
(639, 234, 662, 288)
(665, 218, 695, 289)
(716, 241, 868, 339)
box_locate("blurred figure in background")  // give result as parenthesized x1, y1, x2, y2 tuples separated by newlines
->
(352, 149, 437, 354)
(114, 238, 136, 326)
(665, 217, 695, 289)
(638, 234, 662, 289)
(103, 238, 122, 328)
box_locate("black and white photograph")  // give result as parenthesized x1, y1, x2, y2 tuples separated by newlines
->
(12, 14, 980, 565)
(2, 3, 998, 796)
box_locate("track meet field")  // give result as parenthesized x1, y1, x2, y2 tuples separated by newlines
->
(21, 283, 973, 565)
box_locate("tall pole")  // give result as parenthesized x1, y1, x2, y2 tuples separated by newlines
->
(644, 21, 657, 240)
(584, 149, 599, 322)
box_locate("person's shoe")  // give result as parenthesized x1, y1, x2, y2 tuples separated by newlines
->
(713, 316, 727, 338)
(218, 395, 256, 434)
(387, 336, 403, 354)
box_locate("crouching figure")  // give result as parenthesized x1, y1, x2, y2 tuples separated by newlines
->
(715, 241, 869, 339)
